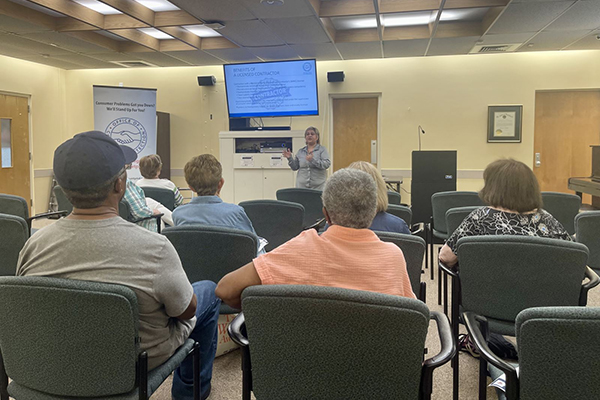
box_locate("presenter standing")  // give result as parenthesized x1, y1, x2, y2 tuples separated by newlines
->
(283, 127, 331, 190)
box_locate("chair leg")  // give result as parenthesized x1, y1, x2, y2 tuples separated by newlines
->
(429, 227, 435, 281)
(138, 352, 148, 400)
(443, 271, 449, 316)
(241, 347, 252, 400)
(478, 320, 489, 400)
(437, 247, 442, 305)
(0, 352, 8, 400)
(193, 342, 201, 400)
(451, 275, 460, 400)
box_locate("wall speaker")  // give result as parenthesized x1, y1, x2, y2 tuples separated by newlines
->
(197, 76, 216, 86)
(327, 71, 345, 82)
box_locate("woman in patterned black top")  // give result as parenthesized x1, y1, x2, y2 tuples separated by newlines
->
(439, 159, 572, 268)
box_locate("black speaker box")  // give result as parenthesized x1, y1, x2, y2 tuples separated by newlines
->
(229, 118, 250, 131)
(197, 76, 216, 86)
(327, 71, 345, 82)
(410, 151, 457, 224)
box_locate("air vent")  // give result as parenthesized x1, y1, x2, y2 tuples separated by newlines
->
(109, 60, 157, 68)
(469, 44, 521, 54)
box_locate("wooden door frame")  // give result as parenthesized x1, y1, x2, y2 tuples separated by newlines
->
(0, 90, 34, 211)
(328, 93, 382, 172)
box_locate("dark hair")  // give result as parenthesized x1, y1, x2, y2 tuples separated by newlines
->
(184, 154, 222, 196)
(62, 170, 124, 209)
(139, 154, 162, 179)
(479, 159, 542, 213)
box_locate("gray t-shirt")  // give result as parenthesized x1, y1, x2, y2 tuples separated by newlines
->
(17, 217, 195, 370)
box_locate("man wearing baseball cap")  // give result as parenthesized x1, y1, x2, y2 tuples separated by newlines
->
(17, 131, 218, 400)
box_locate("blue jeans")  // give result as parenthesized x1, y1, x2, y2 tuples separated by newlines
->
(172, 281, 221, 400)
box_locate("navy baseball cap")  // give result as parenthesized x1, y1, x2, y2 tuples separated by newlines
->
(53, 131, 137, 190)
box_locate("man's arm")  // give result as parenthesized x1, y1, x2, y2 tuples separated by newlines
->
(216, 261, 262, 309)
(439, 244, 458, 267)
(124, 180, 154, 220)
(176, 294, 197, 320)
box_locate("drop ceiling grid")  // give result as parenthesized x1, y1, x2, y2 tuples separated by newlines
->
(427, 36, 481, 56)
(0, 15, 53, 34)
(219, 19, 286, 47)
(289, 43, 342, 60)
(246, 45, 301, 60)
(487, 1, 577, 34)
(544, 1, 600, 31)
(263, 16, 332, 44)
(20, 31, 112, 53)
(519, 29, 593, 51)
(336, 41, 383, 60)
(166, 0, 255, 21)
(203, 47, 262, 63)
(163, 49, 224, 65)
(383, 39, 429, 58)
(239, 0, 316, 19)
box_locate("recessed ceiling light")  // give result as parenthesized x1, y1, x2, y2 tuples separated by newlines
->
(134, 0, 179, 12)
(382, 11, 436, 27)
(183, 25, 222, 38)
(440, 8, 489, 22)
(138, 28, 174, 39)
(261, 0, 284, 5)
(331, 16, 377, 30)
(72, 0, 121, 15)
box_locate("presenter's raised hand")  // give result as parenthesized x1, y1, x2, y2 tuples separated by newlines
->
(283, 149, 292, 159)
(306, 152, 314, 162)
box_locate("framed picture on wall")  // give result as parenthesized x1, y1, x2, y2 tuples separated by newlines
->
(487, 105, 522, 143)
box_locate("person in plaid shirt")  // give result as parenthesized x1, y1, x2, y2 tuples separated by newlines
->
(121, 146, 159, 232)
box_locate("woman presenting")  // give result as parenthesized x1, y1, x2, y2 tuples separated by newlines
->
(283, 126, 331, 190)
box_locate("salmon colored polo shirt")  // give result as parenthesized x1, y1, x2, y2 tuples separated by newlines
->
(253, 225, 416, 299)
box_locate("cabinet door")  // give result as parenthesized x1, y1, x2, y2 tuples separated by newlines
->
(234, 169, 263, 203)
(263, 169, 294, 200)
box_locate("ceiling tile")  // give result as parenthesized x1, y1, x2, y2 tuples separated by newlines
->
(9, 0, 65, 17)
(264, 16, 330, 44)
(239, 0, 315, 19)
(545, 1, 600, 31)
(563, 30, 600, 50)
(84, 52, 144, 62)
(427, 36, 480, 56)
(124, 51, 192, 66)
(383, 39, 429, 58)
(0, 15, 53, 34)
(0, 34, 72, 56)
(164, 50, 224, 65)
(247, 45, 300, 60)
(0, 37, 41, 58)
(167, 0, 255, 21)
(479, 32, 535, 45)
(219, 19, 286, 47)
(20, 31, 111, 53)
(488, 2, 575, 34)
(336, 41, 382, 60)
(289, 43, 341, 60)
(203, 48, 261, 62)
(518, 30, 591, 51)
(51, 53, 121, 68)
(19, 55, 84, 69)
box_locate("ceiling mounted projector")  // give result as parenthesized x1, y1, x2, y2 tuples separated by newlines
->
(261, 0, 284, 5)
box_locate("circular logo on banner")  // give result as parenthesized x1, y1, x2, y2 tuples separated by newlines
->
(303, 62, 312, 72)
(105, 118, 148, 153)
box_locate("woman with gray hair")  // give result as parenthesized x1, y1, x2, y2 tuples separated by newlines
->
(283, 126, 331, 190)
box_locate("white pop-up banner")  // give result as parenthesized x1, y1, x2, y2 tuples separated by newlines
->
(93, 85, 157, 180)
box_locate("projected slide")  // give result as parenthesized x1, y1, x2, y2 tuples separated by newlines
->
(224, 60, 319, 118)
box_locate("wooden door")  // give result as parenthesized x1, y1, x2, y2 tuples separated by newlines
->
(534, 91, 600, 204)
(332, 97, 378, 171)
(0, 94, 30, 208)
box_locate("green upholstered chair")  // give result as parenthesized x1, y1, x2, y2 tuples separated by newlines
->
(440, 235, 599, 400)
(228, 285, 455, 400)
(163, 224, 258, 314)
(374, 231, 425, 301)
(0, 193, 67, 236)
(429, 191, 484, 304)
(140, 186, 176, 211)
(239, 199, 304, 252)
(276, 188, 324, 229)
(575, 211, 600, 273)
(0, 276, 200, 400)
(0, 214, 28, 276)
(465, 307, 600, 400)
(386, 204, 413, 226)
(387, 190, 401, 205)
(541, 191, 581, 236)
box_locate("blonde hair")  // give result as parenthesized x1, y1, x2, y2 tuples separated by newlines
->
(184, 154, 222, 196)
(348, 161, 388, 213)
(139, 154, 162, 179)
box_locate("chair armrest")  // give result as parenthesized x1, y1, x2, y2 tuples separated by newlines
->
(227, 313, 249, 347)
(580, 266, 600, 306)
(421, 311, 456, 398)
(132, 213, 164, 223)
(463, 312, 518, 375)
(303, 218, 326, 231)
(29, 210, 69, 221)
(411, 224, 424, 236)
(438, 260, 458, 278)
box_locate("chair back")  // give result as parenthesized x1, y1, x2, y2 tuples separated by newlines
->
(374, 231, 424, 296)
(0, 276, 139, 398)
(53, 186, 73, 214)
(276, 188, 323, 228)
(241, 285, 430, 400)
(431, 191, 483, 236)
(445, 206, 480, 237)
(387, 190, 401, 205)
(517, 307, 600, 400)
(541, 191, 580, 235)
(386, 204, 412, 226)
(0, 194, 29, 220)
(0, 214, 28, 276)
(239, 200, 304, 251)
(141, 187, 176, 211)
(457, 236, 588, 324)
(163, 225, 258, 285)
(575, 211, 600, 272)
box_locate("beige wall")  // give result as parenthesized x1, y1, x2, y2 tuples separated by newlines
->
(0, 55, 68, 214)
(4, 50, 600, 209)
